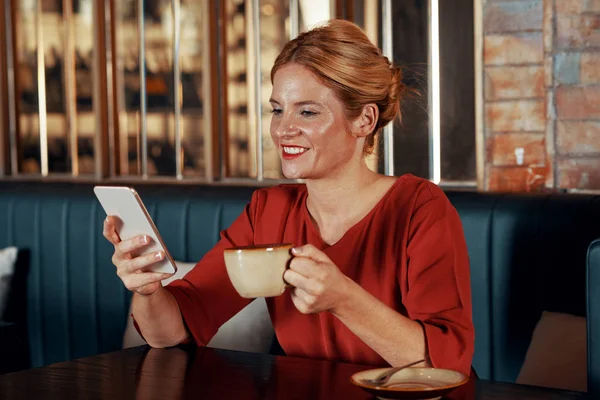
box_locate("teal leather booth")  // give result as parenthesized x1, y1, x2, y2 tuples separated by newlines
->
(1, 181, 599, 384)
(587, 239, 600, 396)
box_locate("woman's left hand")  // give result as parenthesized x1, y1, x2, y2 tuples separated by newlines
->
(283, 244, 352, 314)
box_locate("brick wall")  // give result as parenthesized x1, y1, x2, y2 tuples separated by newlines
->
(482, 0, 600, 191)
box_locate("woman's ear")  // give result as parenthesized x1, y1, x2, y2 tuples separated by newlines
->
(350, 104, 378, 138)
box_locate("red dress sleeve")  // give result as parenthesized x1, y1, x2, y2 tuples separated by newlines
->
(162, 191, 260, 346)
(402, 183, 474, 376)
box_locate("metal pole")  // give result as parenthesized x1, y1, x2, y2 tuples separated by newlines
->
(172, 0, 182, 179)
(36, 0, 48, 176)
(428, 0, 441, 184)
(202, 0, 213, 181)
(381, 0, 393, 176)
(289, 0, 299, 39)
(474, 0, 485, 190)
(138, 0, 148, 178)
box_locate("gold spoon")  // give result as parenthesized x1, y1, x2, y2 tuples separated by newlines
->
(361, 359, 426, 387)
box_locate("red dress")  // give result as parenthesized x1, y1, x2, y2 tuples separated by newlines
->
(164, 174, 474, 375)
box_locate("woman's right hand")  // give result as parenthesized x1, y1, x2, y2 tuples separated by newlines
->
(103, 216, 170, 296)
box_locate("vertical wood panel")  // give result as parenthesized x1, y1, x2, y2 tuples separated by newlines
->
(137, 0, 148, 178)
(0, 0, 8, 176)
(209, 1, 224, 180)
(334, 0, 354, 20)
(202, 0, 214, 181)
(108, 0, 121, 176)
(92, 0, 109, 177)
(104, 0, 118, 176)
(246, 0, 262, 180)
(63, 0, 79, 176)
(217, 1, 229, 178)
(9, 0, 21, 174)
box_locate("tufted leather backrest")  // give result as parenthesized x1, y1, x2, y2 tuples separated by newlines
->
(448, 191, 600, 382)
(0, 182, 255, 368)
(0, 181, 599, 383)
(587, 239, 600, 396)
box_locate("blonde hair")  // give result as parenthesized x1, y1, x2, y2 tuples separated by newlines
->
(271, 19, 408, 154)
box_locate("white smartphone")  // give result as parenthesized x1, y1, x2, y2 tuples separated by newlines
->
(94, 186, 177, 274)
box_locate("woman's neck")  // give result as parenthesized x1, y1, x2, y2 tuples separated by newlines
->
(304, 160, 380, 220)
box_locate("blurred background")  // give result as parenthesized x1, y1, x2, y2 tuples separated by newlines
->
(0, 0, 598, 192)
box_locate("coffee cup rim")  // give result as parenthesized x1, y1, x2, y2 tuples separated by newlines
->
(224, 243, 294, 253)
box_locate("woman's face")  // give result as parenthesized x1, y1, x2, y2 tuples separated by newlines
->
(269, 64, 363, 180)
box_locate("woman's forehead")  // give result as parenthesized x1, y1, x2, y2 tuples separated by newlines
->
(271, 64, 334, 104)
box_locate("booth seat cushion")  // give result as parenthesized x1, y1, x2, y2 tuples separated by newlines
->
(0, 181, 599, 385)
(517, 311, 587, 392)
(0, 247, 18, 320)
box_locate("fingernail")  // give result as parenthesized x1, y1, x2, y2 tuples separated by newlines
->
(291, 248, 299, 255)
(161, 273, 171, 279)
(155, 252, 164, 260)
(140, 235, 149, 244)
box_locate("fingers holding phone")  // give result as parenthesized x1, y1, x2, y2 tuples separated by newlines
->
(103, 216, 170, 296)
(94, 186, 177, 275)
(95, 186, 178, 295)
(102, 215, 122, 245)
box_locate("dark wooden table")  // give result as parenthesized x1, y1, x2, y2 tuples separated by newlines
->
(0, 345, 590, 399)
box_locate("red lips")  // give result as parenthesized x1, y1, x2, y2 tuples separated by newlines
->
(281, 145, 308, 160)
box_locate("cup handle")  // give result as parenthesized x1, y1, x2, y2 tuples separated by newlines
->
(284, 253, 294, 289)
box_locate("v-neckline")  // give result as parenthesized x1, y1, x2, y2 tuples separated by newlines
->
(301, 177, 402, 249)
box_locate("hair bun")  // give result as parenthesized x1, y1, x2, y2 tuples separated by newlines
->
(376, 65, 404, 129)
(390, 65, 406, 103)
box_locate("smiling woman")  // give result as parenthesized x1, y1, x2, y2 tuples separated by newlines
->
(103, 19, 475, 378)
(271, 19, 408, 155)
(265, 24, 406, 182)
(268, 64, 370, 180)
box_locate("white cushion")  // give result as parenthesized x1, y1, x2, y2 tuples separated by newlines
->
(0, 247, 18, 320)
(517, 311, 587, 392)
(122, 261, 275, 353)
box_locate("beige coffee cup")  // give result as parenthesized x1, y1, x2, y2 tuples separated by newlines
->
(223, 243, 293, 298)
